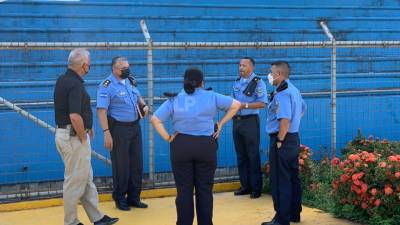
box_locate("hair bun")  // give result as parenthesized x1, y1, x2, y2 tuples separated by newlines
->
(183, 67, 204, 94)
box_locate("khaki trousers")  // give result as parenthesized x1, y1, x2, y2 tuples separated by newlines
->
(55, 128, 103, 225)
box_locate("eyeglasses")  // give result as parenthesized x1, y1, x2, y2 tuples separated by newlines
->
(120, 67, 129, 70)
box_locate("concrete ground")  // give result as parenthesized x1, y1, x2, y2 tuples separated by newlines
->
(0, 192, 358, 225)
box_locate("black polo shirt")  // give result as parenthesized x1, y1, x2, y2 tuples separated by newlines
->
(54, 69, 93, 129)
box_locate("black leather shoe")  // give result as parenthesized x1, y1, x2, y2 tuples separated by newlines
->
(250, 192, 261, 199)
(261, 215, 278, 225)
(129, 200, 148, 208)
(115, 201, 130, 211)
(261, 221, 280, 225)
(234, 188, 250, 196)
(291, 215, 301, 223)
(94, 215, 119, 225)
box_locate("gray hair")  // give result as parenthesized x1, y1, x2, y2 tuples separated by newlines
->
(68, 48, 90, 68)
(111, 56, 128, 69)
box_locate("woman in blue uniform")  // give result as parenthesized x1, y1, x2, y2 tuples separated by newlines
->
(151, 68, 240, 225)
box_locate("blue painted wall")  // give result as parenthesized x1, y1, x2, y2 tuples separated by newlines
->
(0, 1, 399, 184)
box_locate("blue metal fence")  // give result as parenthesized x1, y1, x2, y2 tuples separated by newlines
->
(0, 1, 400, 201)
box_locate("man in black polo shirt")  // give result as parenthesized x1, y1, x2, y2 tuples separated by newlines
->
(54, 48, 118, 225)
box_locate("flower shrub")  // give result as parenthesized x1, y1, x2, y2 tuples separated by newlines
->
(262, 131, 400, 225)
(331, 132, 400, 224)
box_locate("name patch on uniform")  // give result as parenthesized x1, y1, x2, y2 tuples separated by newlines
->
(256, 88, 263, 95)
(103, 80, 111, 87)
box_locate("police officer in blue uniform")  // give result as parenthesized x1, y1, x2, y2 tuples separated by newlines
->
(96, 56, 148, 211)
(262, 61, 306, 225)
(151, 68, 240, 225)
(232, 57, 268, 199)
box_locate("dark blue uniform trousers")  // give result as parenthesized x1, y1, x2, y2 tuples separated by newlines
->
(170, 134, 217, 225)
(232, 115, 262, 193)
(110, 121, 143, 204)
(269, 133, 302, 225)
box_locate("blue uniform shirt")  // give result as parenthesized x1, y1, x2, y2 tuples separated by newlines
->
(266, 79, 306, 134)
(154, 88, 233, 136)
(96, 74, 141, 122)
(232, 72, 268, 115)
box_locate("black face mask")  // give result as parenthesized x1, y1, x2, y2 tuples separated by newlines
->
(83, 63, 90, 75)
(120, 68, 131, 79)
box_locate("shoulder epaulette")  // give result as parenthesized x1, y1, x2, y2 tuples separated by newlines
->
(205, 87, 213, 91)
(163, 92, 178, 98)
(276, 80, 288, 93)
(102, 79, 111, 88)
(268, 80, 288, 102)
(127, 76, 137, 87)
(243, 76, 261, 96)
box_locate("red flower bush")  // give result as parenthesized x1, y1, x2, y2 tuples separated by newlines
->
(299, 144, 312, 170)
(331, 132, 400, 224)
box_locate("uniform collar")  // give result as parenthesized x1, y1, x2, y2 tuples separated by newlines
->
(110, 73, 126, 85)
(277, 79, 290, 89)
(179, 88, 206, 95)
(269, 79, 289, 102)
(240, 72, 256, 83)
(195, 88, 206, 94)
(66, 68, 84, 83)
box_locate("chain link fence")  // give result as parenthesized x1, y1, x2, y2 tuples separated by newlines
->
(0, 40, 399, 203)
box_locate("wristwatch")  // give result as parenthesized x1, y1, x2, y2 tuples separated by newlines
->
(245, 103, 249, 109)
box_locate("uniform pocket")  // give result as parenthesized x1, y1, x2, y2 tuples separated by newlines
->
(112, 92, 127, 104)
(233, 86, 240, 97)
(279, 138, 299, 166)
(207, 135, 218, 150)
(169, 133, 180, 145)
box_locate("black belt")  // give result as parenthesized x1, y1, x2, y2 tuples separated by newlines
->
(269, 132, 298, 137)
(233, 114, 258, 120)
(57, 124, 90, 132)
(114, 119, 139, 126)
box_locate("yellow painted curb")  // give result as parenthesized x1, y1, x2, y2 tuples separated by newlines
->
(0, 198, 64, 213)
(0, 182, 240, 212)
(213, 181, 241, 193)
